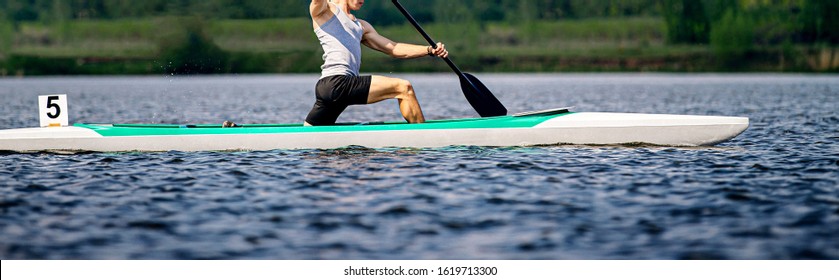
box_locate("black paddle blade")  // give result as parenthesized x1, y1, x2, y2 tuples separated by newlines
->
(460, 73, 507, 117)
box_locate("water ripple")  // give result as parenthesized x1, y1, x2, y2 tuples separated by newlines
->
(1, 74, 838, 259)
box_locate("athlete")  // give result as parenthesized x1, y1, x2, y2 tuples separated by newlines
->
(306, 0, 449, 126)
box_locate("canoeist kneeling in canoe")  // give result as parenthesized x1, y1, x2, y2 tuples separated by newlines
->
(305, 0, 449, 126)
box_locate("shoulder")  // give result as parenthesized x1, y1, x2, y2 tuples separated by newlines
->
(359, 19, 376, 33)
(310, 1, 333, 18)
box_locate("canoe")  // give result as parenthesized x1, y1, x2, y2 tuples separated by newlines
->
(0, 108, 748, 152)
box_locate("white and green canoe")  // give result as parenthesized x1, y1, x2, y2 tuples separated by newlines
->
(0, 108, 748, 152)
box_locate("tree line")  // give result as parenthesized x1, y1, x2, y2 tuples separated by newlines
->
(2, 0, 836, 74)
(3, 0, 836, 45)
(663, 0, 837, 45)
(2, 0, 662, 23)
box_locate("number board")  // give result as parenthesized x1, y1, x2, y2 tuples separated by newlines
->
(39, 94, 69, 127)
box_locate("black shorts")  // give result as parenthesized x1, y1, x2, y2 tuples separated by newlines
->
(305, 75, 371, 125)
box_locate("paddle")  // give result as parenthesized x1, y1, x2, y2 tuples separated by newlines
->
(391, 0, 507, 117)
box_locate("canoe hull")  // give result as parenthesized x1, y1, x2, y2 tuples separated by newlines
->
(0, 112, 749, 152)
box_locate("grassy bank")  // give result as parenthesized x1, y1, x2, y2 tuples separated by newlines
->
(1, 17, 836, 76)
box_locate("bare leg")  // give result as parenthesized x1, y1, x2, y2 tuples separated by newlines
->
(367, 75, 425, 123)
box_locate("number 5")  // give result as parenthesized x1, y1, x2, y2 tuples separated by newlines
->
(46, 96, 61, 119)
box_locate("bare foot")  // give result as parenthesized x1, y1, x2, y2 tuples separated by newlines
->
(222, 121, 237, 128)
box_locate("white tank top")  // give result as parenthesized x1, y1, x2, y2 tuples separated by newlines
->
(314, 4, 364, 78)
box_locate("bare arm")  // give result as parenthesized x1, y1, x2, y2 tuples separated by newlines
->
(310, 0, 328, 17)
(360, 20, 448, 59)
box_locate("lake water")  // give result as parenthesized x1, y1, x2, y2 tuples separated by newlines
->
(0, 74, 837, 259)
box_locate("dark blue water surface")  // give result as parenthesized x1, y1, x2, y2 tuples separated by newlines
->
(1, 74, 837, 259)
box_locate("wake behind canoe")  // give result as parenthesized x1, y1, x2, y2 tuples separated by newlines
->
(0, 110, 749, 152)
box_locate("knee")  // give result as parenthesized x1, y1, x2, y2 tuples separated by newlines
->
(398, 79, 414, 95)
(399, 80, 414, 94)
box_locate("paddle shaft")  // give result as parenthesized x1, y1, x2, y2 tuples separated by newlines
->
(391, 0, 467, 79)
(391, 0, 507, 117)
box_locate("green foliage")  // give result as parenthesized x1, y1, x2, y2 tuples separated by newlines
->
(355, 0, 427, 26)
(3, 0, 662, 23)
(2, 0, 44, 22)
(5, 54, 157, 75)
(5, 55, 77, 75)
(662, 0, 838, 47)
(0, 17, 8, 74)
(0, 0, 310, 21)
(1, 0, 836, 73)
(662, 0, 710, 44)
(518, 17, 663, 43)
(800, 0, 839, 44)
(61, 18, 159, 40)
(157, 18, 229, 74)
(209, 18, 310, 41)
(0, 19, 12, 56)
(710, 10, 754, 67)
(701, 0, 737, 22)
